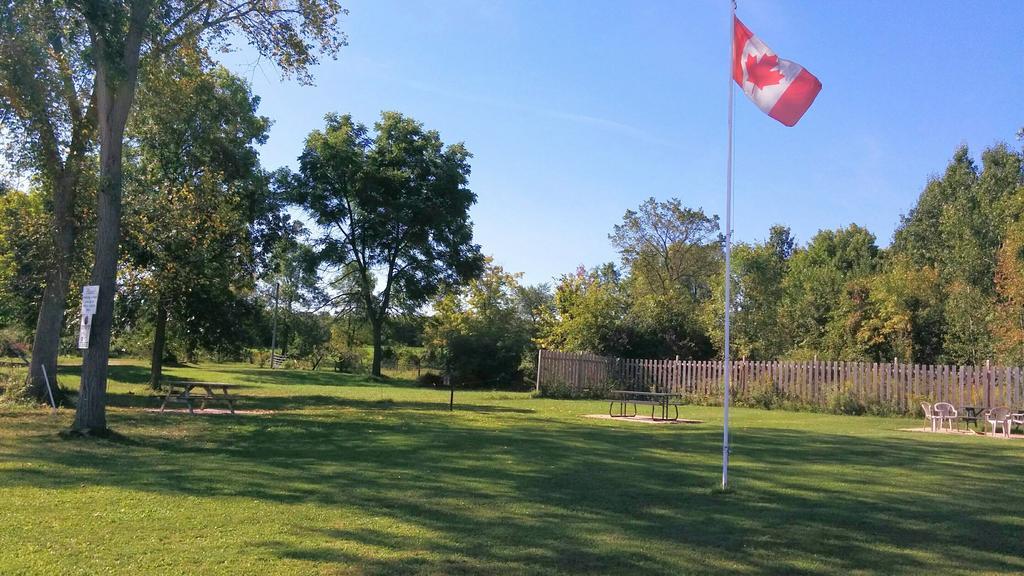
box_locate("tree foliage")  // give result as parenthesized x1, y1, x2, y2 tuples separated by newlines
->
(119, 52, 271, 384)
(286, 111, 484, 377)
(537, 264, 631, 356)
(993, 218, 1024, 364)
(610, 197, 721, 300)
(0, 188, 50, 331)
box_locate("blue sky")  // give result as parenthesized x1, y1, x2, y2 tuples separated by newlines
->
(221, 0, 1023, 286)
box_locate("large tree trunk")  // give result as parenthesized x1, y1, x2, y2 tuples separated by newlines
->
(27, 175, 77, 404)
(148, 299, 167, 389)
(370, 318, 383, 377)
(28, 274, 68, 404)
(72, 52, 140, 433)
(73, 120, 125, 432)
(28, 277, 68, 403)
(72, 3, 150, 433)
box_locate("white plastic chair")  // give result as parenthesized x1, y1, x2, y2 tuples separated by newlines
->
(932, 402, 958, 431)
(1010, 412, 1024, 437)
(984, 407, 1012, 438)
(921, 402, 941, 432)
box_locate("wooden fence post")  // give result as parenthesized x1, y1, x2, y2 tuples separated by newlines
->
(985, 359, 992, 409)
(535, 349, 543, 393)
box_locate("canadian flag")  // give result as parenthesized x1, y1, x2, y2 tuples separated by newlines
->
(733, 17, 821, 127)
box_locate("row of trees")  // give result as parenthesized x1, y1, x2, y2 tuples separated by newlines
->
(409, 139, 1019, 386)
(539, 142, 1024, 367)
(3, 136, 1022, 409)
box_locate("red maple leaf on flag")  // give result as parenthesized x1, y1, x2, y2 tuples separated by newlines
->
(745, 53, 785, 89)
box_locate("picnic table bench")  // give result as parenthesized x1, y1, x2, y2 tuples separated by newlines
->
(608, 390, 683, 421)
(159, 381, 242, 414)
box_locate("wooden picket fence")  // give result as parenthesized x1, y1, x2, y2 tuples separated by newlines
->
(535, 349, 1024, 411)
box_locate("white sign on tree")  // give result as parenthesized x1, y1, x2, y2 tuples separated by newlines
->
(78, 285, 99, 349)
(81, 285, 99, 315)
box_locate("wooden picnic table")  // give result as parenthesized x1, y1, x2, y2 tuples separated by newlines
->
(608, 390, 683, 421)
(159, 381, 241, 414)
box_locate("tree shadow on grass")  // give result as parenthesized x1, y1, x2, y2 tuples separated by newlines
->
(56, 362, 425, 390)
(56, 362, 154, 387)
(3, 408, 1024, 575)
(99, 390, 535, 414)
(188, 366, 423, 389)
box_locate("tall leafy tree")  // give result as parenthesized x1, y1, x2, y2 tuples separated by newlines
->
(319, 261, 368, 353)
(610, 197, 721, 299)
(0, 5, 94, 402)
(893, 144, 1023, 363)
(610, 197, 721, 359)
(993, 219, 1024, 364)
(287, 112, 484, 377)
(702, 227, 793, 360)
(939, 146, 1022, 363)
(893, 147, 977, 270)
(121, 53, 270, 387)
(779, 224, 879, 358)
(836, 259, 944, 363)
(262, 233, 323, 357)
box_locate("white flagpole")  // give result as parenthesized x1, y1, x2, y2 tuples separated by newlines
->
(722, 0, 736, 490)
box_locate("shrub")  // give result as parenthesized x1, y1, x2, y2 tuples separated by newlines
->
(446, 333, 524, 388)
(535, 378, 611, 399)
(907, 395, 930, 417)
(0, 327, 29, 361)
(535, 378, 574, 399)
(334, 350, 366, 373)
(396, 348, 425, 376)
(864, 399, 902, 417)
(680, 390, 721, 406)
(737, 374, 790, 410)
(250, 348, 270, 368)
(417, 373, 444, 387)
(0, 367, 28, 405)
(825, 383, 866, 416)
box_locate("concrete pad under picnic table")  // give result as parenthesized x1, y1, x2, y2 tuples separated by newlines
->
(144, 408, 274, 416)
(583, 414, 703, 425)
(899, 427, 1024, 440)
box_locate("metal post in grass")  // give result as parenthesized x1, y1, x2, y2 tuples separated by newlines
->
(269, 282, 280, 369)
(41, 365, 57, 414)
(720, 0, 737, 491)
(446, 373, 454, 411)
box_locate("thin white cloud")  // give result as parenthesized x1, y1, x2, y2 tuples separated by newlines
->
(387, 74, 678, 149)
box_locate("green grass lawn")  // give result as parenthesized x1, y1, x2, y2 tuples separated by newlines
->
(1, 360, 1022, 575)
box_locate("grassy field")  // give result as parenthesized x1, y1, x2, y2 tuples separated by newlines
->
(1, 360, 1022, 575)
